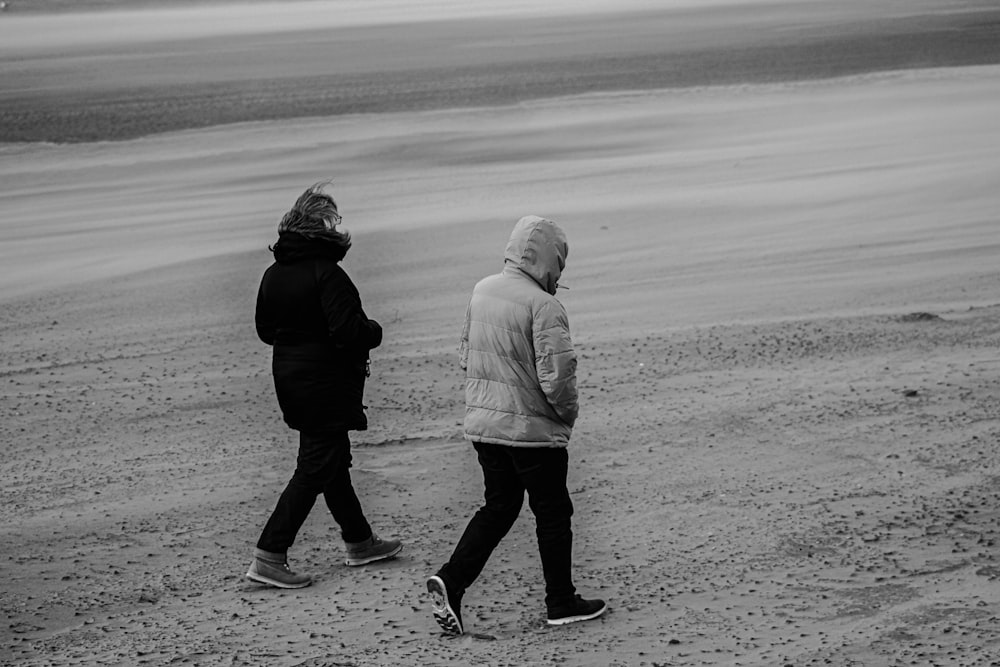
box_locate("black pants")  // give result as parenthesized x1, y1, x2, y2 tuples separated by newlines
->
(439, 442, 576, 607)
(257, 430, 372, 553)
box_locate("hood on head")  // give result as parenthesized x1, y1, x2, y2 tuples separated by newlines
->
(272, 231, 348, 264)
(503, 215, 567, 295)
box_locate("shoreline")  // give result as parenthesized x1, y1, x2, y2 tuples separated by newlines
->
(3, 3, 999, 143)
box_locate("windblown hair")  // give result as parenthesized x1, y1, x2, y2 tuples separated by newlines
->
(277, 181, 351, 249)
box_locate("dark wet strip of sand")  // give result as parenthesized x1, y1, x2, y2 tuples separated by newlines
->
(2, 5, 999, 143)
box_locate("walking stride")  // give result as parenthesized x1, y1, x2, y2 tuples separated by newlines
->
(247, 182, 402, 589)
(427, 215, 607, 634)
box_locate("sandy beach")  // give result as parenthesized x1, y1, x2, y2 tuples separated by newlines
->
(3, 1, 1000, 665)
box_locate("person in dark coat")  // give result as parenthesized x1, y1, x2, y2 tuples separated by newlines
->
(246, 182, 403, 589)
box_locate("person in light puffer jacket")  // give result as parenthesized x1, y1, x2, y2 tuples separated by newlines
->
(461, 214, 578, 446)
(426, 215, 607, 636)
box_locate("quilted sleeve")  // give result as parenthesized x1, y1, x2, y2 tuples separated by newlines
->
(532, 298, 578, 427)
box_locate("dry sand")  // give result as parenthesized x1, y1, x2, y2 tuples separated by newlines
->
(3, 1, 1000, 665)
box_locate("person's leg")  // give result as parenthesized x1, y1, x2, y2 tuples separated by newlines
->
(516, 447, 607, 625)
(430, 443, 524, 634)
(257, 430, 341, 553)
(315, 430, 403, 566)
(318, 430, 372, 543)
(513, 446, 576, 607)
(248, 430, 340, 588)
(438, 443, 525, 595)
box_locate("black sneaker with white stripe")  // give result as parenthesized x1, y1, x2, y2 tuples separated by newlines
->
(546, 595, 608, 626)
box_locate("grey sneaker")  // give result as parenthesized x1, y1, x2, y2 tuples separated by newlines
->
(344, 534, 402, 566)
(245, 549, 312, 589)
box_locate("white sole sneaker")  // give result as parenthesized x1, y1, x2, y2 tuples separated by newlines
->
(427, 575, 463, 636)
(546, 601, 608, 626)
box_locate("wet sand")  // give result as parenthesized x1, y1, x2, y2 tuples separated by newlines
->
(2, 0, 999, 142)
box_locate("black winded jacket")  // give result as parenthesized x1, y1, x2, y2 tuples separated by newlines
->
(255, 233, 382, 432)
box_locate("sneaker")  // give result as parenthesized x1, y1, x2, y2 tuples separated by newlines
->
(245, 549, 312, 589)
(344, 534, 403, 566)
(546, 595, 607, 626)
(427, 575, 463, 636)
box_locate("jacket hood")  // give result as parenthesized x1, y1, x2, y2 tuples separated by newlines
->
(503, 215, 567, 295)
(272, 231, 348, 264)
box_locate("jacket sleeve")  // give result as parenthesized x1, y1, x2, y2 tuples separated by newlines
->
(319, 266, 383, 351)
(254, 272, 276, 346)
(532, 298, 579, 427)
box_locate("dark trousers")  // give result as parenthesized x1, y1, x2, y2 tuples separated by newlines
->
(439, 442, 576, 607)
(257, 430, 372, 553)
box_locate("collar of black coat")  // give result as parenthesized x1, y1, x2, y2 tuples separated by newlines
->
(271, 231, 349, 264)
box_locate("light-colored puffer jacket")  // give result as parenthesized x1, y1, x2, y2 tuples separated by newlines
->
(460, 215, 579, 447)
